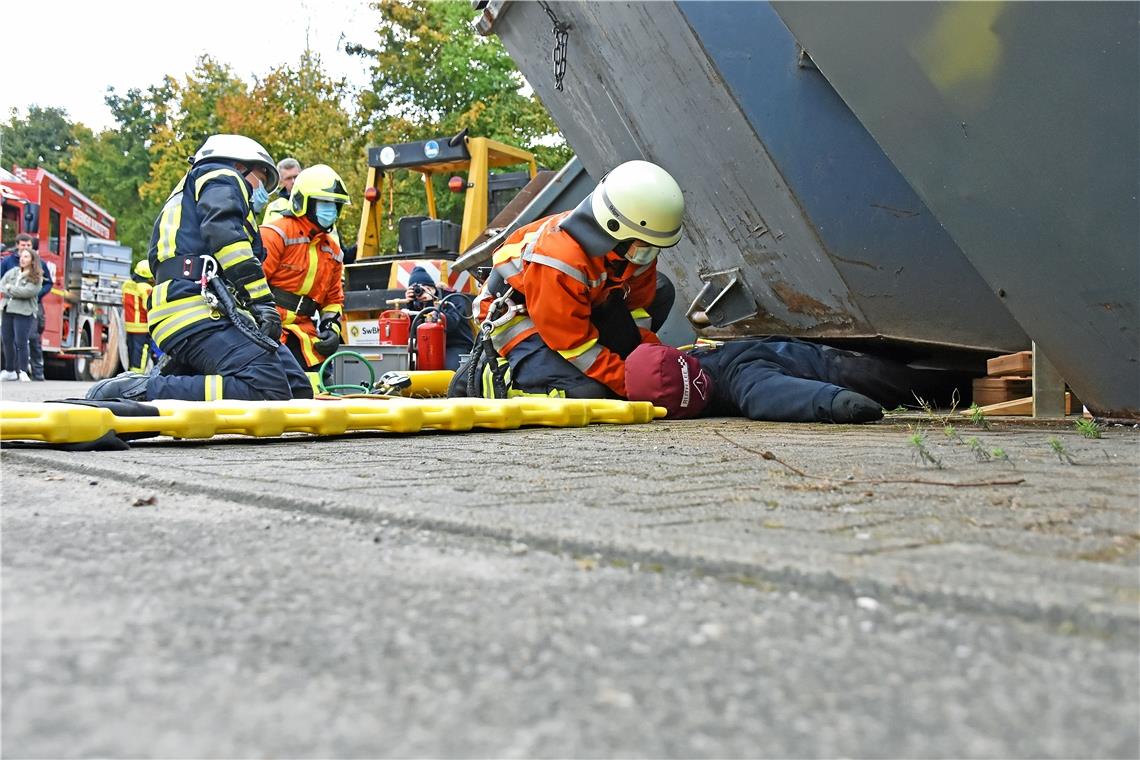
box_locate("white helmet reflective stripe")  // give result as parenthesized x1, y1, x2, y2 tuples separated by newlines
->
(589, 160, 684, 248)
(191, 134, 280, 193)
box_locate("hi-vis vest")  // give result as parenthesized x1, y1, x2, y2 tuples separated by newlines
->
(145, 161, 271, 350)
(122, 280, 152, 333)
(260, 216, 345, 368)
(475, 211, 658, 395)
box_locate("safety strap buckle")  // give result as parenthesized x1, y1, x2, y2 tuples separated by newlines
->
(481, 286, 526, 334)
(198, 256, 219, 307)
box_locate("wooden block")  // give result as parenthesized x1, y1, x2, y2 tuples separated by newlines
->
(987, 351, 1033, 377)
(972, 376, 1032, 406)
(959, 392, 1076, 417)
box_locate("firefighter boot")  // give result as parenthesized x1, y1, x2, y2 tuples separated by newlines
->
(86, 372, 151, 402)
(829, 389, 883, 423)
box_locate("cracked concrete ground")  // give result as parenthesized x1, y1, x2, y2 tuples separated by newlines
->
(2, 381, 1138, 758)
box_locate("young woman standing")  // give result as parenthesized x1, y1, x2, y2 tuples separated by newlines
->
(0, 247, 45, 381)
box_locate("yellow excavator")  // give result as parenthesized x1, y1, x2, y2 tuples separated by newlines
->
(341, 130, 537, 345)
(329, 131, 538, 387)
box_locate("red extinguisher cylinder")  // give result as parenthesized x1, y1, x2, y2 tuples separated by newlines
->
(416, 316, 446, 371)
(378, 310, 410, 346)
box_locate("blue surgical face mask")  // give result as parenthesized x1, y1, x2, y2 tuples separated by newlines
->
(315, 200, 340, 230)
(251, 185, 270, 214)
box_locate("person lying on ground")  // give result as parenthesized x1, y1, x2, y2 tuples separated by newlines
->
(625, 338, 963, 423)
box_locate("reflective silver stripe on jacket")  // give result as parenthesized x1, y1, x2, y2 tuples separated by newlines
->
(490, 315, 536, 352)
(564, 343, 603, 373)
(491, 257, 523, 281)
(521, 251, 590, 285)
(631, 262, 654, 277)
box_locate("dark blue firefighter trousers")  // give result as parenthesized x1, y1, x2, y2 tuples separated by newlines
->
(146, 323, 312, 401)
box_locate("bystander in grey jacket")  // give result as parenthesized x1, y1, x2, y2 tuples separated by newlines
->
(0, 267, 42, 315)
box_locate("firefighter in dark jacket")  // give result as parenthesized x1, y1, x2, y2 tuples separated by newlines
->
(87, 134, 312, 402)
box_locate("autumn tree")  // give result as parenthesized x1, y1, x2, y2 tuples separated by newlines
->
(218, 51, 366, 243)
(139, 58, 247, 209)
(70, 85, 174, 260)
(1, 106, 85, 185)
(349, 0, 572, 250)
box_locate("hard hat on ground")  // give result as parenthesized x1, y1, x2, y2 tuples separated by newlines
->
(290, 164, 352, 217)
(133, 259, 153, 280)
(589, 160, 684, 248)
(190, 134, 279, 193)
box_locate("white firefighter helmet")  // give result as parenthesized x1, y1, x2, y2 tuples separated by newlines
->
(589, 160, 684, 248)
(190, 134, 279, 192)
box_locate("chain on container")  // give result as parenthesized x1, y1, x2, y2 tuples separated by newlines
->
(539, 1, 570, 92)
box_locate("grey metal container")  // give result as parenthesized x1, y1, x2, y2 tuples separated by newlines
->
(478, 0, 1028, 369)
(772, 1, 1138, 416)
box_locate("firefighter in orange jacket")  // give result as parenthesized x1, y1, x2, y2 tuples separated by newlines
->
(122, 259, 154, 372)
(454, 160, 683, 399)
(259, 164, 350, 370)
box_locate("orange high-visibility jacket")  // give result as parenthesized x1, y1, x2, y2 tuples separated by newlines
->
(122, 279, 152, 334)
(476, 211, 660, 396)
(260, 215, 344, 367)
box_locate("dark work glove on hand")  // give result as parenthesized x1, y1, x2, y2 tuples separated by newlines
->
(313, 328, 341, 356)
(250, 302, 282, 342)
(829, 390, 883, 423)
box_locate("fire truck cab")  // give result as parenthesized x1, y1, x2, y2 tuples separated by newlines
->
(0, 167, 129, 380)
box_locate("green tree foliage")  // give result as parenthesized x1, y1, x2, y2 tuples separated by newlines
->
(70, 85, 173, 261)
(350, 0, 572, 249)
(14, 1, 572, 264)
(1, 106, 85, 185)
(140, 58, 247, 209)
(218, 52, 366, 244)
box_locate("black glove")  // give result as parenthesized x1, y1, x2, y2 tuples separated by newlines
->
(250, 302, 282, 342)
(314, 327, 340, 356)
(341, 243, 358, 265)
(591, 290, 643, 358)
(830, 390, 883, 424)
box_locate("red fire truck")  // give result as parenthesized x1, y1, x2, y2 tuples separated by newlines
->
(0, 167, 130, 380)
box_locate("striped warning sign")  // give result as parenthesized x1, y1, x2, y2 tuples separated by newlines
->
(389, 259, 480, 294)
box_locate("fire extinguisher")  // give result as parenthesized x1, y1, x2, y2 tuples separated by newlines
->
(410, 309, 447, 371)
(377, 310, 410, 346)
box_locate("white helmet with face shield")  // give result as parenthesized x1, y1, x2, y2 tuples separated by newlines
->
(589, 160, 684, 265)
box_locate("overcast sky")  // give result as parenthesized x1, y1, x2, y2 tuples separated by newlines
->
(2, 0, 375, 131)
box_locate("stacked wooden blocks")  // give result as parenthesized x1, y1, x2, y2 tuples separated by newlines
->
(966, 351, 1083, 416)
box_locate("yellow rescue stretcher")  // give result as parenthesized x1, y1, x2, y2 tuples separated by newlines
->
(0, 396, 665, 446)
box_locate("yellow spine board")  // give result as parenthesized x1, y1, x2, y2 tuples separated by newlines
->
(0, 398, 667, 444)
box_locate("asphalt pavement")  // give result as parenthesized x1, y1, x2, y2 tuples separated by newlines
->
(2, 380, 1138, 758)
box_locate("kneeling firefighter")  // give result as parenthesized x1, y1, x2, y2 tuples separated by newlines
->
(450, 159, 683, 399)
(87, 134, 312, 402)
(259, 164, 350, 371)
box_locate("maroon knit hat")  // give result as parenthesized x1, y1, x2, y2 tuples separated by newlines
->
(625, 344, 714, 419)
